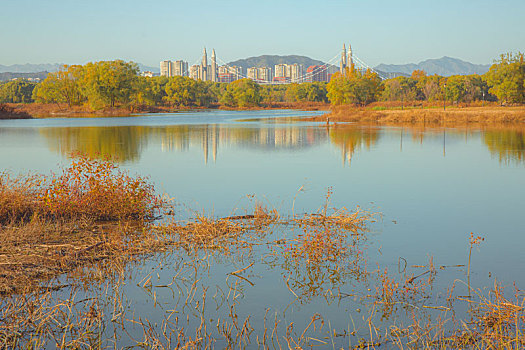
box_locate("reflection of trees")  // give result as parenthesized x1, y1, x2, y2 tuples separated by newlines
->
(329, 125, 380, 165)
(41, 126, 148, 163)
(41, 124, 328, 165)
(484, 127, 525, 164)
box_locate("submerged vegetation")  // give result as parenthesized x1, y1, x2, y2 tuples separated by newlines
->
(0, 156, 523, 348)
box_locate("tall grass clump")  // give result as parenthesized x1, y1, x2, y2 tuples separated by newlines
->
(0, 153, 165, 224)
(41, 154, 163, 221)
(0, 154, 168, 294)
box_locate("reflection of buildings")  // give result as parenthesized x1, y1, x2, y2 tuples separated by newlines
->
(39, 123, 382, 166)
(156, 125, 327, 164)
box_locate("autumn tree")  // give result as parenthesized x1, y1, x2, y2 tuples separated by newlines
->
(220, 79, 261, 107)
(286, 82, 327, 102)
(32, 65, 84, 107)
(0, 80, 36, 103)
(484, 52, 525, 104)
(381, 76, 418, 106)
(327, 67, 382, 106)
(81, 60, 139, 109)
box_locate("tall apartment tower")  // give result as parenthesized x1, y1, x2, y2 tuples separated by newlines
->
(160, 60, 172, 77)
(211, 49, 217, 82)
(340, 43, 347, 74)
(172, 60, 188, 76)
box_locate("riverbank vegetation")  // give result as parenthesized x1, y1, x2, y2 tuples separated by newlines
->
(0, 154, 168, 294)
(0, 157, 523, 348)
(1, 52, 522, 119)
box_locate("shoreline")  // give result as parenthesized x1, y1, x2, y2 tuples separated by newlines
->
(305, 105, 525, 125)
(0, 102, 330, 119)
(3, 102, 525, 126)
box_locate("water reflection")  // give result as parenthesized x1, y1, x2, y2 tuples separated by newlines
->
(484, 126, 525, 164)
(328, 125, 379, 166)
(38, 122, 525, 166)
(40, 124, 329, 164)
(41, 126, 148, 163)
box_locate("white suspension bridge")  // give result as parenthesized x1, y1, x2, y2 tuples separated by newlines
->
(176, 45, 388, 84)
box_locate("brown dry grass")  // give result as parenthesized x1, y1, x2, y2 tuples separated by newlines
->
(3, 101, 331, 119)
(0, 155, 170, 295)
(308, 105, 525, 125)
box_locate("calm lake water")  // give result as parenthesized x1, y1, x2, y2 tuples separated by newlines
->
(1, 109, 524, 347)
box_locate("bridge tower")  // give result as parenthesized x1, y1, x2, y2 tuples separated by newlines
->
(340, 43, 347, 74)
(347, 44, 353, 69)
(201, 47, 208, 81)
(211, 49, 217, 82)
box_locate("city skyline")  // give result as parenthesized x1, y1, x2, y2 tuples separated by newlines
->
(158, 46, 342, 83)
(1, 0, 523, 67)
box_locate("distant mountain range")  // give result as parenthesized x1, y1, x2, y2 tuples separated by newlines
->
(0, 56, 492, 79)
(0, 63, 159, 74)
(374, 56, 491, 76)
(0, 63, 64, 74)
(227, 55, 328, 71)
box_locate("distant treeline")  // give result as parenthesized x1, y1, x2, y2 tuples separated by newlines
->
(0, 52, 523, 109)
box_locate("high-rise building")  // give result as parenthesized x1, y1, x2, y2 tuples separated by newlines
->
(257, 67, 272, 83)
(274, 63, 304, 83)
(160, 60, 188, 77)
(160, 60, 172, 77)
(306, 65, 328, 82)
(274, 64, 287, 79)
(172, 60, 188, 76)
(218, 65, 242, 82)
(247, 67, 258, 81)
(289, 64, 305, 83)
(189, 65, 200, 80)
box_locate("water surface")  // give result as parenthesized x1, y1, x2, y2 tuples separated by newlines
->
(1, 110, 524, 347)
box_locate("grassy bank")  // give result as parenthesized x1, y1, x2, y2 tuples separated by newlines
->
(309, 104, 525, 125)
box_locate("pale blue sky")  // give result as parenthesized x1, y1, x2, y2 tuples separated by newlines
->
(1, 0, 523, 67)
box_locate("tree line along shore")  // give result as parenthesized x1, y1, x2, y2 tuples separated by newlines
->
(0, 52, 523, 122)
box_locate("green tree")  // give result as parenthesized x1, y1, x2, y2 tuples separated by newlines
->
(327, 67, 382, 106)
(32, 65, 84, 107)
(0, 79, 36, 103)
(165, 76, 197, 107)
(381, 76, 418, 106)
(220, 79, 261, 107)
(484, 52, 525, 104)
(443, 75, 466, 105)
(82, 60, 139, 109)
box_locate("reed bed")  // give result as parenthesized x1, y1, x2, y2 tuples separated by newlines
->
(306, 105, 525, 125)
(0, 154, 170, 294)
(1, 170, 523, 349)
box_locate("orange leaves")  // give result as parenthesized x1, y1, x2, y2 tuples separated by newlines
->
(39, 153, 162, 221)
(1, 154, 164, 224)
